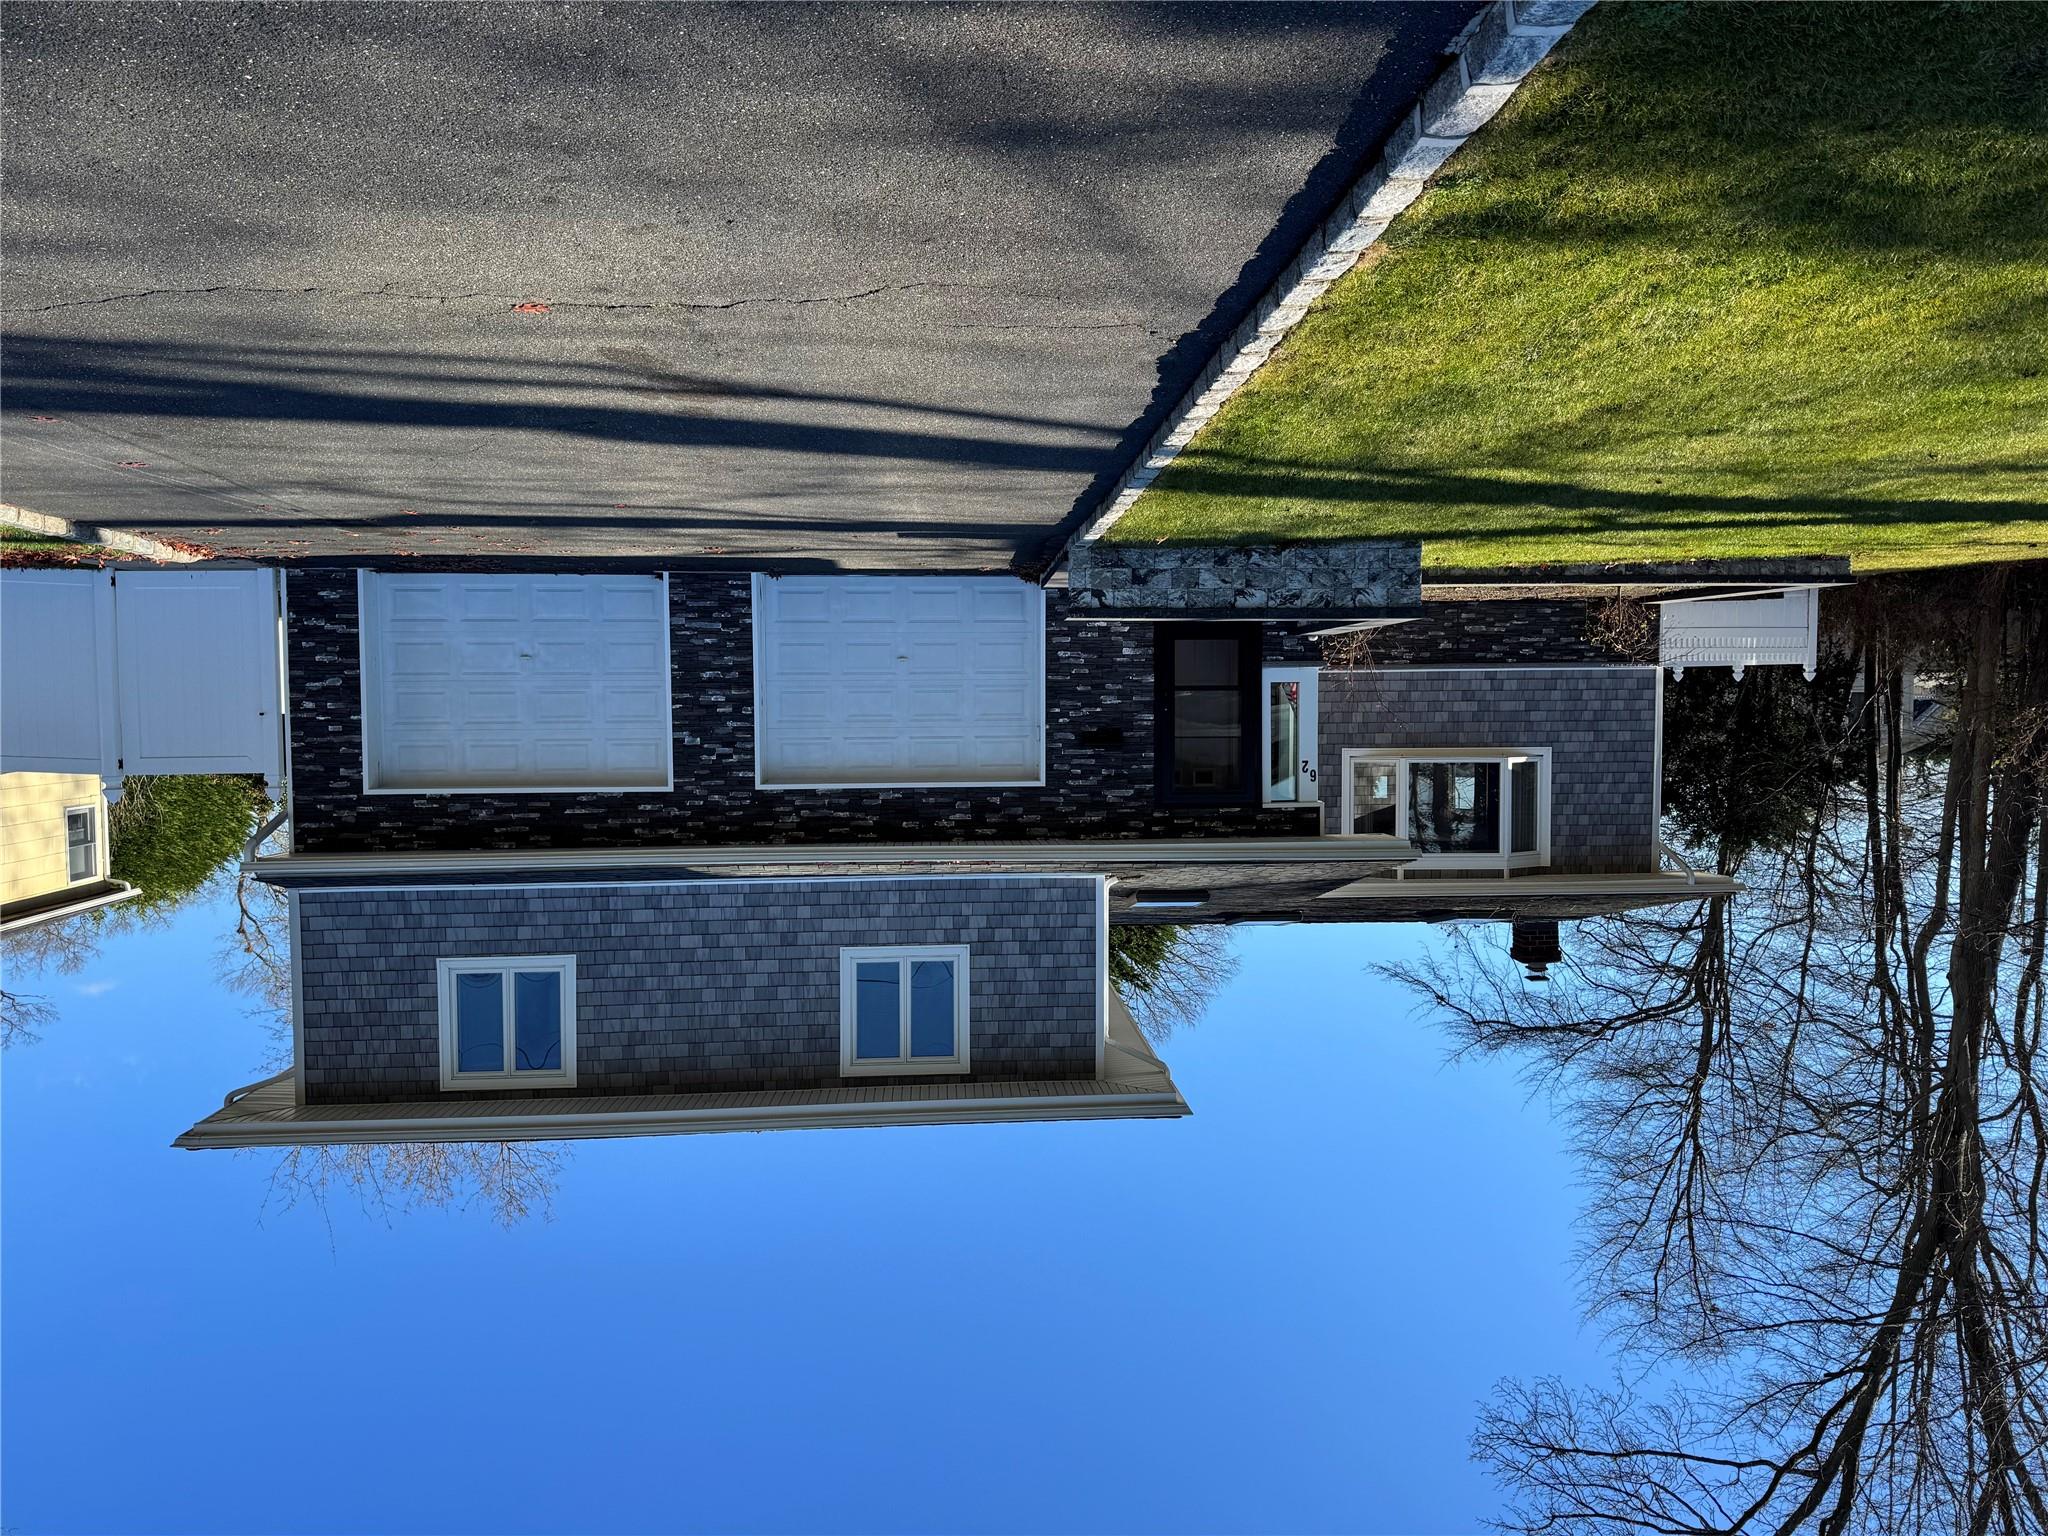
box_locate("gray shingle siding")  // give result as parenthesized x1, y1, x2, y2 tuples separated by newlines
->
(1317, 668, 1659, 874)
(285, 572, 1321, 852)
(296, 877, 1101, 1104)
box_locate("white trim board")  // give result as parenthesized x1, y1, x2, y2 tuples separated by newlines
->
(261, 871, 1109, 896)
(175, 1083, 1191, 1148)
(251, 837, 1416, 880)
(1318, 665, 1662, 675)
(1317, 872, 1740, 900)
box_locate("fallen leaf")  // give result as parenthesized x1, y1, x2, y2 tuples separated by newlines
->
(512, 301, 551, 314)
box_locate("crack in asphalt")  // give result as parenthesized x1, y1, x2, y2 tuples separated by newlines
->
(0, 279, 1123, 320)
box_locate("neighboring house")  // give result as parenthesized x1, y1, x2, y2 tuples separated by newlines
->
(1657, 585, 1835, 681)
(0, 771, 134, 932)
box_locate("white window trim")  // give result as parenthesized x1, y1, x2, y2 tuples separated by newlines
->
(838, 945, 971, 1076)
(1260, 666, 1321, 806)
(436, 955, 578, 1091)
(1339, 748, 1552, 871)
(62, 803, 100, 885)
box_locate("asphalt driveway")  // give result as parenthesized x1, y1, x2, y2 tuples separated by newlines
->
(1, 2, 1476, 569)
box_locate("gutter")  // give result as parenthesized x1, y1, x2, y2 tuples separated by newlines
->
(248, 835, 1418, 882)
(0, 882, 139, 933)
(175, 1088, 1192, 1149)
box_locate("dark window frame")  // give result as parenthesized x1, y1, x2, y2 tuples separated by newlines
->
(1154, 624, 1261, 807)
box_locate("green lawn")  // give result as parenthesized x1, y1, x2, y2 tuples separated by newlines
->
(1111, 3, 2048, 572)
(0, 524, 113, 564)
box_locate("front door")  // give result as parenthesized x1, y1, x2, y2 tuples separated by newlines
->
(1154, 625, 1259, 805)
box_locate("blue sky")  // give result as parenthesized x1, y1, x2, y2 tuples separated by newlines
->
(3, 895, 1612, 1536)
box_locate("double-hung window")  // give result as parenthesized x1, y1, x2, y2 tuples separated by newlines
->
(63, 806, 97, 883)
(436, 956, 577, 1090)
(1341, 749, 1550, 869)
(839, 946, 970, 1075)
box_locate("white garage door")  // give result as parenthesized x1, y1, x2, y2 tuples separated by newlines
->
(361, 574, 672, 791)
(754, 575, 1044, 787)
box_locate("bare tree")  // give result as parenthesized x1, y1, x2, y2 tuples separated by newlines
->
(1387, 569, 2048, 1535)
(1110, 923, 1239, 1041)
(260, 1140, 567, 1234)
(215, 871, 294, 1065)
(211, 871, 568, 1231)
(0, 906, 139, 1049)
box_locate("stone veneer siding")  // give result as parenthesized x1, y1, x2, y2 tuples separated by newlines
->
(1317, 667, 1659, 874)
(1066, 539, 1420, 612)
(296, 876, 1101, 1104)
(286, 571, 1323, 853)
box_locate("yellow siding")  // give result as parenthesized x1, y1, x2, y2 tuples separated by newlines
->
(1, 773, 107, 904)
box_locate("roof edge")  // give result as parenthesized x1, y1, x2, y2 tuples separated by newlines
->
(175, 1087, 1192, 1149)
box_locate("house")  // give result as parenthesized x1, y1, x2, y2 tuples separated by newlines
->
(164, 558, 1743, 1151)
(0, 555, 1751, 1146)
(175, 871, 1190, 1147)
(277, 561, 1681, 885)
(0, 771, 134, 932)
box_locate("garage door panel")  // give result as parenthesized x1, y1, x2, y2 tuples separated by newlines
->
(455, 691, 519, 726)
(530, 690, 593, 726)
(385, 584, 450, 621)
(603, 640, 663, 673)
(907, 737, 969, 770)
(600, 687, 666, 724)
(905, 587, 966, 622)
(907, 687, 966, 722)
(600, 586, 661, 623)
(754, 575, 1042, 787)
(365, 574, 672, 791)
(392, 688, 460, 724)
(976, 734, 1035, 767)
(457, 584, 522, 622)
(531, 585, 595, 621)
(531, 740, 596, 773)
(905, 639, 964, 673)
(836, 734, 909, 772)
(457, 639, 522, 672)
(970, 640, 1030, 672)
(837, 588, 899, 622)
(976, 585, 1030, 617)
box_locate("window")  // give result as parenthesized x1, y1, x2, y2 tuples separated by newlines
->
(839, 946, 969, 1075)
(1156, 627, 1257, 804)
(1261, 667, 1320, 804)
(436, 956, 576, 1090)
(1340, 750, 1551, 869)
(63, 806, 96, 883)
